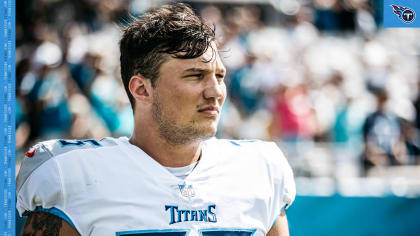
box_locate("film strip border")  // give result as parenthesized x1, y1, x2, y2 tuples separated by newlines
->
(1, 0, 14, 234)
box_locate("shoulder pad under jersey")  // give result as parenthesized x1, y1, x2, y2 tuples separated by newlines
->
(16, 138, 118, 192)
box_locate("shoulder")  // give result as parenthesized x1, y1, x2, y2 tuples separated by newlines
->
(17, 137, 119, 192)
(218, 139, 296, 210)
(205, 137, 275, 149)
(205, 138, 287, 164)
(207, 138, 296, 209)
(25, 137, 119, 157)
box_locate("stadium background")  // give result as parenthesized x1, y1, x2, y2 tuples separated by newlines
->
(15, 0, 420, 235)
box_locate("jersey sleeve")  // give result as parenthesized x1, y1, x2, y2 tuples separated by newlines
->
(279, 155, 296, 211)
(16, 143, 65, 217)
(263, 142, 296, 226)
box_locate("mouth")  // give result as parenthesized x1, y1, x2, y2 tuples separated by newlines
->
(197, 105, 219, 117)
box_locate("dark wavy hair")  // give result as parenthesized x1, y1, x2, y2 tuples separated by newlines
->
(119, 2, 216, 109)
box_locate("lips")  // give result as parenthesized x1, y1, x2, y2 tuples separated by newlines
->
(198, 105, 219, 116)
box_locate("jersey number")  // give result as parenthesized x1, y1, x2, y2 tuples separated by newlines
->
(58, 139, 101, 147)
(116, 229, 256, 236)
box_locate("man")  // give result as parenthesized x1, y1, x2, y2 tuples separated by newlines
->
(17, 3, 295, 236)
(362, 87, 406, 174)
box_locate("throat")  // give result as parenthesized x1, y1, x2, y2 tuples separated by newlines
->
(129, 134, 203, 168)
(164, 160, 200, 180)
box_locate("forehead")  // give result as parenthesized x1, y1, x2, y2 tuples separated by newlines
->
(160, 45, 226, 73)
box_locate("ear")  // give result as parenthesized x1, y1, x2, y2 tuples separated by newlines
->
(128, 75, 153, 103)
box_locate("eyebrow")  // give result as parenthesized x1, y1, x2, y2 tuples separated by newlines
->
(183, 68, 226, 74)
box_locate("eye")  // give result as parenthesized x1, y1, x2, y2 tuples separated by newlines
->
(187, 74, 204, 79)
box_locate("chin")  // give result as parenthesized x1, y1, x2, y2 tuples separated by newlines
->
(197, 124, 218, 139)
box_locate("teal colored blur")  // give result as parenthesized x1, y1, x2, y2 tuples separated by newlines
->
(287, 195, 420, 236)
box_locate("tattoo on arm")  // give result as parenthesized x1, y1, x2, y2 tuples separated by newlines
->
(21, 212, 63, 236)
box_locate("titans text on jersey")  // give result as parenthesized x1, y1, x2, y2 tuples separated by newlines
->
(165, 204, 217, 225)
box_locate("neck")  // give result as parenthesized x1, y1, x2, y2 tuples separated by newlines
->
(129, 125, 203, 168)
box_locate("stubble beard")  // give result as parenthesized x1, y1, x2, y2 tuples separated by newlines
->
(152, 94, 215, 146)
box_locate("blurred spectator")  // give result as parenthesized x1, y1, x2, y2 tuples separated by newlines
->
(272, 83, 317, 142)
(229, 53, 264, 117)
(361, 88, 408, 174)
(313, 0, 356, 32)
(20, 41, 72, 141)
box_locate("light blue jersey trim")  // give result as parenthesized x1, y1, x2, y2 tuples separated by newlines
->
(23, 206, 77, 230)
(117, 229, 191, 236)
(228, 140, 258, 146)
(199, 228, 257, 236)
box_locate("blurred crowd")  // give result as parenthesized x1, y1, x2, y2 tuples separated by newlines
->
(16, 0, 420, 180)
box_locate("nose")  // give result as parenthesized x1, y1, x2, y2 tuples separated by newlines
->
(203, 75, 225, 101)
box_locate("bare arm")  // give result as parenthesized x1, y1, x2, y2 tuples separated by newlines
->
(267, 211, 290, 236)
(21, 212, 80, 236)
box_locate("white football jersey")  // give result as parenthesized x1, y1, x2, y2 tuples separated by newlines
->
(16, 137, 295, 236)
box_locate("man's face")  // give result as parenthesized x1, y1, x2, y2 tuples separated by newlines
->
(151, 44, 226, 145)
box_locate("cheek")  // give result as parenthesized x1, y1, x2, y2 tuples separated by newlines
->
(220, 84, 227, 102)
(161, 86, 199, 112)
